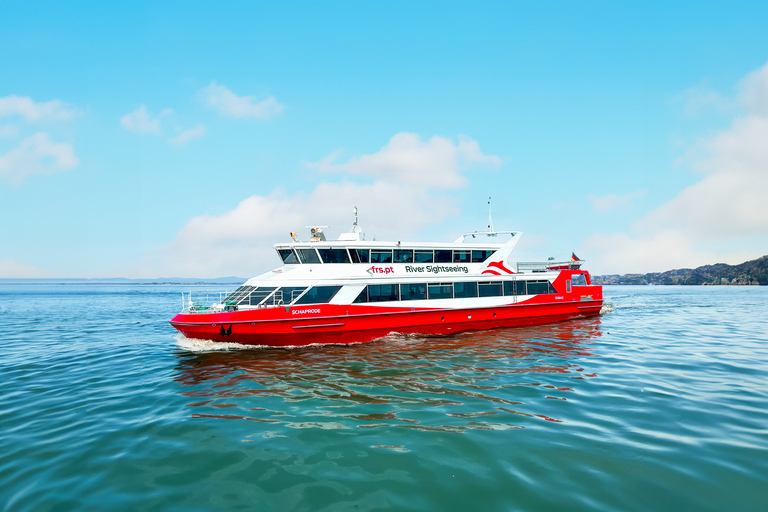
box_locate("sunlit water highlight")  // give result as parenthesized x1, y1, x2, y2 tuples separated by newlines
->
(1, 284, 767, 511)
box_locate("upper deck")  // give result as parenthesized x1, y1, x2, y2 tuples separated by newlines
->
(273, 230, 522, 267)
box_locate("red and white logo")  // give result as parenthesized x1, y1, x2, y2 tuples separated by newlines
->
(481, 260, 514, 276)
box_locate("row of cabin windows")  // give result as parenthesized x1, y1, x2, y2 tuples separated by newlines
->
(277, 247, 497, 265)
(353, 280, 557, 303)
(223, 285, 342, 306)
(221, 278, 558, 308)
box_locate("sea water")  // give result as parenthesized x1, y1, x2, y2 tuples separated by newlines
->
(1, 284, 767, 511)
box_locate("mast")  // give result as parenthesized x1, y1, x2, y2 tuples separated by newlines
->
(487, 197, 494, 233)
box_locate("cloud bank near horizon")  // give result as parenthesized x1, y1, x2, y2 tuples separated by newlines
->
(585, 62, 768, 274)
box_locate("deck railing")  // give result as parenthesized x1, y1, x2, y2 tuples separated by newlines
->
(181, 288, 309, 313)
(181, 289, 233, 312)
(516, 261, 583, 273)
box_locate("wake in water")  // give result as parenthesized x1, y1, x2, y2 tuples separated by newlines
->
(174, 333, 271, 352)
(600, 302, 615, 315)
(174, 332, 377, 352)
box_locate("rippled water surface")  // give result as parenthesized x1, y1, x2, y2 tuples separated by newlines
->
(2, 284, 767, 511)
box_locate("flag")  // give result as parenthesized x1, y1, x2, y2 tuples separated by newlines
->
(571, 252, 581, 261)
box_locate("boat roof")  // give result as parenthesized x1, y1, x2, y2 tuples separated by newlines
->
(274, 230, 521, 249)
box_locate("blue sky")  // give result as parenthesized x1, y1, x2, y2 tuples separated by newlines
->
(2, 1, 767, 278)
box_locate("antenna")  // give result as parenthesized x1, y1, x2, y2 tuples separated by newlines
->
(487, 196, 494, 233)
(350, 206, 363, 235)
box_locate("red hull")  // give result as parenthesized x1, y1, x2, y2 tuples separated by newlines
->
(170, 287, 604, 347)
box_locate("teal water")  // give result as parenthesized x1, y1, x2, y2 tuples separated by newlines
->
(1, 285, 767, 511)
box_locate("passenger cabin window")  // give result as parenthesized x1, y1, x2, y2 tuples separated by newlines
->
(472, 250, 495, 263)
(297, 248, 321, 264)
(414, 250, 434, 263)
(368, 284, 399, 302)
(349, 249, 369, 263)
(349, 278, 557, 305)
(572, 274, 588, 286)
(246, 287, 277, 305)
(371, 250, 393, 263)
(293, 285, 341, 305)
(428, 283, 453, 299)
(224, 285, 254, 303)
(317, 248, 350, 264)
(400, 283, 427, 301)
(478, 281, 503, 297)
(526, 280, 552, 295)
(453, 250, 471, 263)
(348, 248, 366, 263)
(435, 250, 452, 263)
(394, 249, 414, 263)
(277, 249, 299, 264)
(273, 286, 308, 304)
(454, 281, 478, 298)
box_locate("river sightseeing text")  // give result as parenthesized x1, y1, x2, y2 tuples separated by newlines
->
(369, 265, 470, 275)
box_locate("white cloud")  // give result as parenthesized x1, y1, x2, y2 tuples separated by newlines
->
(589, 189, 646, 212)
(202, 81, 284, 119)
(0, 95, 78, 122)
(585, 62, 768, 274)
(0, 132, 79, 184)
(738, 62, 768, 116)
(309, 132, 501, 188)
(0, 258, 52, 278)
(169, 125, 207, 146)
(120, 105, 163, 134)
(127, 131, 498, 278)
(132, 131, 500, 277)
(138, 181, 459, 278)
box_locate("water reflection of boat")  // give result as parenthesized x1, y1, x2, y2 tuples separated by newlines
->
(174, 318, 604, 430)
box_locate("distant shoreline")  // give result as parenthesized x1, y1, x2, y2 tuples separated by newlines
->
(593, 255, 767, 286)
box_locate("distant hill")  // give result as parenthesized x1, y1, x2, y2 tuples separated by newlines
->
(594, 255, 768, 285)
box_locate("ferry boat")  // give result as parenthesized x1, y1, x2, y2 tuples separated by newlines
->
(170, 209, 603, 347)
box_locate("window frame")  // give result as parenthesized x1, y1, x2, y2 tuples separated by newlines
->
(478, 281, 503, 297)
(428, 282, 454, 300)
(400, 282, 427, 301)
(296, 248, 321, 264)
(367, 283, 399, 302)
(454, 281, 478, 298)
(293, 285, 342, 305)
(317, 248, 351, 264)
(370, 249, 393, 263)
(277, 248, 300, 264)
(394, 249, 414, 263)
